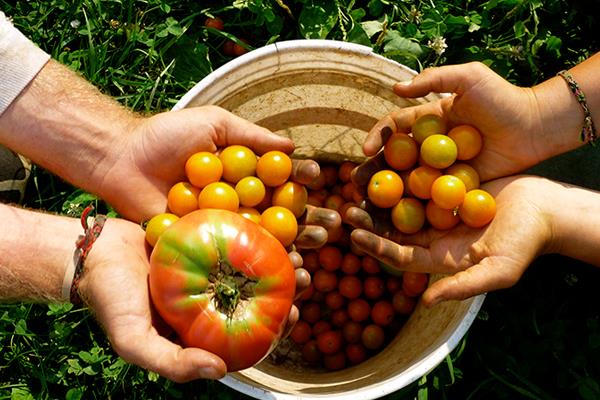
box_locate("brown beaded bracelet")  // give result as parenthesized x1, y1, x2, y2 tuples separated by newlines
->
(68, 205, 106, 304)
(557, 69, 597, 145)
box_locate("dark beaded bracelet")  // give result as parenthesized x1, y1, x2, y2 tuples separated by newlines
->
(557, 69, 597, 145)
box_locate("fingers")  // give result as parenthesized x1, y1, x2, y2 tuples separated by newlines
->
(422, 258, 522, 307)
(205, 106, 295, 154)
(363, 120, 396, 157)
(288, 250, 303, 269)
(344, 206, 374, 231)
(295, 225, 328, 248)
(282, 305, 300, 339)
(290, 159, 320, 185)
(294, 268, 311, 298)
(350, 229, 440, 272)
(350, 151, 388, 187)
(344, 204, 395, 239)
(392, 63, 485, 99)
(113, 330, 227, 382)
(295, 205, 342, 249)
(302, 205, 341, 229)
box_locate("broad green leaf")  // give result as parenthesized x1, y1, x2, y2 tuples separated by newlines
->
(298, 1, 338, 39)
(383, 30, 422, 56)
(348, 24, 370, 46)
(545, 35, 562, 56)
(10, 388, 35, 400)
(47, 303, 74, 316)
(361, 20, 384, 38)
(66, 388, 84, 400)
(169, 37, 212, 88)
(368, 0, 384, 17)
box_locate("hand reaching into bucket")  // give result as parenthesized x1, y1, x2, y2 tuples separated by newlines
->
(345, 175, 600, 306)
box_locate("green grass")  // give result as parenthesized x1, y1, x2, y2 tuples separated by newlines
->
(1, 0, 600, 399)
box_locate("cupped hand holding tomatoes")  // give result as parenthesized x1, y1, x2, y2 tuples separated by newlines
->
(348, 175, 560, 307)
(149, 209, 296, 372)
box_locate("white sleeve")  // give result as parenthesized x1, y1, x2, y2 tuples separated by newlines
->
(0, 11, 51, 115)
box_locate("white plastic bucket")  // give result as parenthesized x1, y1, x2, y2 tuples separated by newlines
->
(173, 39, 485, 400)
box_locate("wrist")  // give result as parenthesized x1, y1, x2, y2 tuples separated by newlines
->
(544, 182, 600, 266)
(0, 204, 81, 302)
(530, 76, 585, 160)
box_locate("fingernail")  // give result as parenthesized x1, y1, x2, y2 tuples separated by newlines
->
(427, 296, 444, 308)
(395, 79, 413, 87)
(380, 126, 393, 143)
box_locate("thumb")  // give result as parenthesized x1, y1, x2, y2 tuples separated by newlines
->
(114, 330, 228, 383)
(393, 62, 490, 98)
(207, 106, 295, 155)
(422, 257, 523, 307)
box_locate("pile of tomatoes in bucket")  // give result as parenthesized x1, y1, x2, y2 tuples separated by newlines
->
(144, 113, 495, 373)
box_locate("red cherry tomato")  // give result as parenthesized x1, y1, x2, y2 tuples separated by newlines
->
(338, 275, 363, 299)
(347, 298, 371, 322)
(290, 320, 312, 344)
(317, 330, 343, 354)
(319, 245, 343, 271)
(301, 302, 322, 324)
(402, 271, 429, 297)
(313, 269, 338, 293)
(362, 324, 385, 350)
(371, 301, 395, 326)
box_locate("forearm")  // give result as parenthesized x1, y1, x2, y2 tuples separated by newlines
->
(547, 181, 600, 267)
(532, 52, 600, 159)
(0, 59, 139, 197)
(0, 203, 80, 302)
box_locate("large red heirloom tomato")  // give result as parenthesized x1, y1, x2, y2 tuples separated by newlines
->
(149, 209, 296, 372)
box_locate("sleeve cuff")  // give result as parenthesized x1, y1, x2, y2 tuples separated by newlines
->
(0, 11, 51, 115)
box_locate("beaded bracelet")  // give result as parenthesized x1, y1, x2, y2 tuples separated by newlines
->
(61, 204, 106, 304)
(557, 70, 597, 145)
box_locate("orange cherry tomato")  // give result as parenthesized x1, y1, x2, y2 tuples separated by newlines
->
(408, 165, 442, 199)
(425, 200, 460, 230)
(260, 206, 298, 247)
(411, 114, 447, 143)
(445, 163, 480, 191)
(167, 182, 201, 216)
(383, 133, 418, 171)
(367, 169, 404, 208)
(145, 213, 179, 247)
(420, 134, 458, 169)
(430, 175, 466, 210)
(271, 181, 308, 218)
(237, 207, 261, 224)
(458, 189, 496, 228)
(235, 176, 266, 207)
(198, 181, 240, 212)
(447, 125, 483, 160)
(256, 150, 292, 187)
(185, 151, 223, 188)
(391, 198, 426, 234)
(219, 145, 257, 183)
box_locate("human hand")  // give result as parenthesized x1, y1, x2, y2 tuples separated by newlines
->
(345, 175, 559, 307)
(361, 62, 549, 182)
(94, 105, 309, 222)
(95, 103, 340, 252)
(79, 216, 312, 381)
